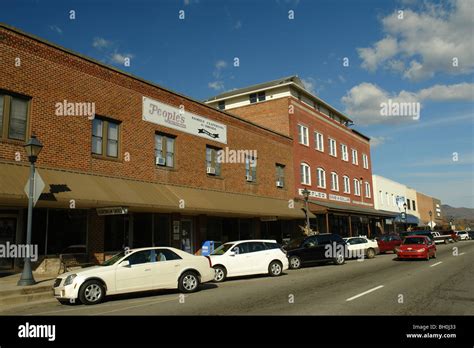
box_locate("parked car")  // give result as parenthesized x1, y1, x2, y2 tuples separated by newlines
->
(455, 231, 470, 241)
(431, 231, 453, 244)
(468, 231, 474, 239)
(396, 236, 436, 261)
(208, 240, 288, 282)
(343, 236, 379, 259)
(376, 234, 402, 253)
(53, 247, 214, 305)
(285, 233, 347, 269)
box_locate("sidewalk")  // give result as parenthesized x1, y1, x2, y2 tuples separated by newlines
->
(0, 273, 57, 313)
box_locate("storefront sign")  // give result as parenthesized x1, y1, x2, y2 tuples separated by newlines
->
(329, 194, 350, 203)
(142, 96, 227, 144)
(352, 200, 373, 207)
(298, 188, 327, 199)
(96, 207, 128, 216)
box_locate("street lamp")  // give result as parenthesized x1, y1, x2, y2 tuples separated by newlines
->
(428, 210, 433, 231)
(18, 135, 43, 286)
(403, 202, 408, 231)
(302, 188, 310, 230)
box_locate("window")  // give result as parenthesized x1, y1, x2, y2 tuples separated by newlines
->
(317, 168, 326, 188)
(412, 200, 416, 211)
(275, 164, 285, 188)
(245, 154, 257, 182)
(206, 146, 222, 176)
(364, 182, 371, 198)
(247, 242, 266, 253)
(300, 163, 311, 185)
(343, 176, 350, 194)
(249, 91, 265, 103)
(331, 172, 339, 191)
(379, 190, 384, 205)
(92, 118, 120, 158)
(0, 93, 30, 141)
(318, 104, 329, 116)
(232, 242, 250, 254)
(341, 144, 348, 161)
(155, 133, 175, 167)
(386, 192, 390, 206)
(218, 100, 225, 110)
(352, 149, 358, 165)
(154, 249, 181, 262)
(329, 138, 337, 157)
(125, 250, 152, 266)
(298, 124, 309, 146)
(257, 92, 266, 101)
(362, 154, 369, 169)
(354, 179, 361, 196)
(314, 132, 324, 152)
(407, 199, 411, 210)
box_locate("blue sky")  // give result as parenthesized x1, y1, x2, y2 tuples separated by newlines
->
(2, 0, 473, 208)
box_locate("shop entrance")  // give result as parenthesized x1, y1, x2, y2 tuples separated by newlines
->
(180, 219, 193, 254)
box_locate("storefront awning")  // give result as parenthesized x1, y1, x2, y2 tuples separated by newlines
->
(307, 199, 397, 218)
(393, 213, 420, 224)
(0, 162, 309, 219)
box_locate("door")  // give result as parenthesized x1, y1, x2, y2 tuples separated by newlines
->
(180, 219, 193, 254)
(0, 217, 17, 271)
(300, 236, 319, 262)
(226, 242, 253, 276)
(152, 248, 182, 289)
(115, 250, 155, 293)
(246, 242, 269, 273)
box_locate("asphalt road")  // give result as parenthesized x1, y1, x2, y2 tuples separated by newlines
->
(2, 241, 473, 316)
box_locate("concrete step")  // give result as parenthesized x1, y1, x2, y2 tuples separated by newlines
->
(0, 283, 53, 298)
(0, 290, 54, 307)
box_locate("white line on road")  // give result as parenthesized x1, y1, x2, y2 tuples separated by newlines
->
(430, 261, 443, 267)
(458, 252, 466, 256)
(346, 285, 384, 302)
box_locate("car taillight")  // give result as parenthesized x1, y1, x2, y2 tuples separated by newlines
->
(205, 256, 212, 267)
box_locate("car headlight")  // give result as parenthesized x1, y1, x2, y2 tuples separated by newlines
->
(417, 248, 426, 252)
(64, 274, 77, 286)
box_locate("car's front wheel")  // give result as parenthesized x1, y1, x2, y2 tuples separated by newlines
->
(334, 253, 345, 265)
(289, 255, 301, 269)
(213, 265, 227, 282)
(268, 261, 283, 277)
(79, 280, 105, 305)
(178, 271, 200, 293)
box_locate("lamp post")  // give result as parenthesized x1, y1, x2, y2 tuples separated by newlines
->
(302, 188, 310, 230)
(428, 210, 433, 230)
(403, 202, 408, 231)
(18, 135, 43, 286)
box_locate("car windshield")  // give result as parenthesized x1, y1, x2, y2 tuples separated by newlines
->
(286, 237, 305, 249)
(403, 237, 426, 245)
(211, 243, 234, 255)
(100, 251, 125, 266)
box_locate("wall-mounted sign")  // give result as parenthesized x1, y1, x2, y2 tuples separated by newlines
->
(298, 188, 327, 199)
(142, 96, 227, 144)
(329, 194, 350, 203)
(97, 207, 128, 216)
(352, 200, 373, 207)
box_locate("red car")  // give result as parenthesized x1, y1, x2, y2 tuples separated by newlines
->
(376, 234, 402, 253)
(396, 235, 436, 260)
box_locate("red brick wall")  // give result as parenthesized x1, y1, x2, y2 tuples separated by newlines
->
(0, 26, 294, 201)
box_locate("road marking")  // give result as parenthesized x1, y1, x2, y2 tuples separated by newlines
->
(430, 261, 443, 267)
(346, 285, 384, 302)
(458, 252, 466, 256)
(90, 295, 187, 315)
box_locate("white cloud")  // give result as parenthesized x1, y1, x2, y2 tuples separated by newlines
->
(209, 60, 228, 91)
(184, 0, 199, 5)
(49, 25, 63, 34)
(301, 77, 316, 94)
(370, 136, 388, 148)
(342, 82, 474, 125)
(234, 20, 242, 30)
(92, 37, 112, 49)
(358, 0, 474, 80)
(208, 81, 225, 91)
(109, 52, 134, 65)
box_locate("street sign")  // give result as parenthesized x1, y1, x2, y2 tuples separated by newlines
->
(24, 170, 45, 207)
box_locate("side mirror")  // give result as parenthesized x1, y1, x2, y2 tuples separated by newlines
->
(121, 260, 130, 267)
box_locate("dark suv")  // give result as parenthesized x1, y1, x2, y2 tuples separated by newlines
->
(284, 233, 347, 269)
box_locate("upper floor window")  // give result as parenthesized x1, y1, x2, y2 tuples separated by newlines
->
(300, 163, 311, 185)
(249, 91, 265, 103)
(352, 149, 358, 165)
(206, 145, 222, 176)
(92, 117, 120, 158)
(354, 179, 361, 196)
(379, 190, 384, 205)
(364, 182, 371, 198)
(412, 200, 416, 211)
(314, 132, 324, 152)
(343, 176, 350, 194)
(275, 164, 285, 188)
(341, 144, 348, 161)
(329, 138, 337, 157)
(245, 154, 257, 182)
(317, 167, 326, 188)
(406, 199, 411, 210)
(330, 172, 339, 191)
(298, 124, 309, 146)
(0, 93, 30, 141)
(155, 133, 175, 167)
(217, 100, 225, 110)
(362, 154, 369, 169)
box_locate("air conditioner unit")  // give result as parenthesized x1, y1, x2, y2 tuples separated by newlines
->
(156, 157, 166, 166)
(246, 175, 253, 182)
(276, 181, 284, 188)
(206, 167, 216, 175)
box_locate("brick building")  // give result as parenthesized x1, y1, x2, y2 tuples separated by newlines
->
(205, 76, 394, 237)
(416, 192, 444, 229)
(0, 24, 308, 273)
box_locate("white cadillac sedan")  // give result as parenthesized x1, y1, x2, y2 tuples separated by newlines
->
(343, 236, 379, 259)
(208, 239, 289, 282)
(53, 247, 214, 305)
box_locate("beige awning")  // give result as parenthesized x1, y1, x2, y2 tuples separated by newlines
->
(0, 162, 309, 219)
